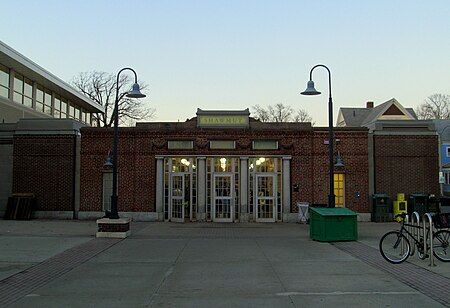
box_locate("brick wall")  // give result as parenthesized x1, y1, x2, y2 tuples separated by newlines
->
(374, 135, 440, 199)
(80, 126, 370, 214)
(13, 135, 76, 211)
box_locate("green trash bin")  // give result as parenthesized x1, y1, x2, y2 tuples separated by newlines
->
(371, 194, 391, 222)
(309, 207, 358, 242)
(409, 194, 428, 216)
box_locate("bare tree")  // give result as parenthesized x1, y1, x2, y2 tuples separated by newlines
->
(252, 105, 271, 122)
(252, 103, 314, 124)
(269, 103, 293, 122)
(71, 71, 156, 127)
(293, 108, 315, 124)
(416, 94, 450, 120)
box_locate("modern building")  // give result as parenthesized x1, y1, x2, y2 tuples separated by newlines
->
(0, 40, 103, 216)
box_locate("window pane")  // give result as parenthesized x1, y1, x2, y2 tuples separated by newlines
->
(44, 90, 51, 105)
(209, 140, 235, 149)
(0, 64, 9, 88)
(44, 104, 52, 115)
(14, 74, 23, 93)
(253, 140, 278, 150)
(36, 85, 44, 102)
(44, 89, 52, 115)
(61, 98, 67, 116)
(69, 104, 75, 118)
(24, 78, 33, 97)
(13, 92, 23, 104)
(74, 106, 80, 119)
(0, 86, 8, 98)
(36, 101, 44, 112)
(168, 141, 194, 149)
(23, 96, 32, 108)
(54, 95, 61, 110)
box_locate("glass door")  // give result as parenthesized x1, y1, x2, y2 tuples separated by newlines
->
(170, 174, 185, 223)
(255, 174, 276, 222)
(213, 175, 233, 222)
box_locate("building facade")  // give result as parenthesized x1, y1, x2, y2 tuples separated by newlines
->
(338, 99, 440, 202)
(79, 109, 370, 222)
(0, 40, 102, 216)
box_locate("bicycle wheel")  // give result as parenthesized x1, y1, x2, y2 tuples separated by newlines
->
(433, 230, 450, 262)
(379, 231, 411, 264)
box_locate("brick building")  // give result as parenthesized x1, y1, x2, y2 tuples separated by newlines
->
(79, 109, 370, 222)
(338, 99, 440, 202)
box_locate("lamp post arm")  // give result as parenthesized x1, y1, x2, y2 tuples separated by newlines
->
(308, 64, 335, 208)
(309, 64, 332, 101)
(110, 67, 140, 219)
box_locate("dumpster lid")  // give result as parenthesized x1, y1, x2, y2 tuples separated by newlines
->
(410, 194, 428, 197)
(310, 207, 357, 216)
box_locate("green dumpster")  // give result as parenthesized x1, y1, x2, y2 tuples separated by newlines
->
(309, 207, 358, 242)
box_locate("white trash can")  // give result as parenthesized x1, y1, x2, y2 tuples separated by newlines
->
(297, 202, 310, 224)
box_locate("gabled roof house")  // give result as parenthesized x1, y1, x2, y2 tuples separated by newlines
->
(337, 98, 417, 127)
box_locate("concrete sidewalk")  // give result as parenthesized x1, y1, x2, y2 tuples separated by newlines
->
(0, 220, 448, 307)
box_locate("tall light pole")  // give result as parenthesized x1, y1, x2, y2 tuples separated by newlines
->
(301, 64, 335, 208)
(109, 68, 146, 219)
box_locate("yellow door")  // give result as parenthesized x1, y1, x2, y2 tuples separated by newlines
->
(334, 173, 345, 208)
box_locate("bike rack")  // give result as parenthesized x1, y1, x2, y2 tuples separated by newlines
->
(423, 213, 435, 267)
(408, 212, 421, 256)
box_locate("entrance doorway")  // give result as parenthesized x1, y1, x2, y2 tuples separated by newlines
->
(250, 157, 282, 222)
(164, 158, 196, 223)
(212, 174, 234, 222)
(255, 174, 277, 222)
(170, 174, 188, 222)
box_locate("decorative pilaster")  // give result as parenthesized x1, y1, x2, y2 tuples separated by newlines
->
(197, 157, 207, 221)
(239, 157, 249, 222)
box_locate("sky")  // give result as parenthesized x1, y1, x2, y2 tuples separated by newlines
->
(1, 0, 449, 126)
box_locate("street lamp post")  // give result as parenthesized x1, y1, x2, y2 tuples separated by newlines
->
(109, 67, 146, 219)
(301, 64, 335, 208)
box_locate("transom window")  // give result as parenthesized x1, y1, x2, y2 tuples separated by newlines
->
(252, 140, 278, 150)
(209, 140, 235, 149)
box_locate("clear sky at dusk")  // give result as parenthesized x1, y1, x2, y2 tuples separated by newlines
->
(1, 0, 449, 126)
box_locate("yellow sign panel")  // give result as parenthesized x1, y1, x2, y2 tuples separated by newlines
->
(198, 116, 249, 127)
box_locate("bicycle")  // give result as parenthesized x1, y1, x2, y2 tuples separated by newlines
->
(379, 212, 450, 264)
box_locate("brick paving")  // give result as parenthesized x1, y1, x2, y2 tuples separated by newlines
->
(333, 241, 450, 307)
(0, 238, 121, 307)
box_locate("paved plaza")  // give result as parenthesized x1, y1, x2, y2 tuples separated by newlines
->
(0, 220, 449, 307)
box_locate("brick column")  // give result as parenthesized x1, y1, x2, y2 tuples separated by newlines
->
(155, 157, 164, 221)
(282, 157, 292, 222)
